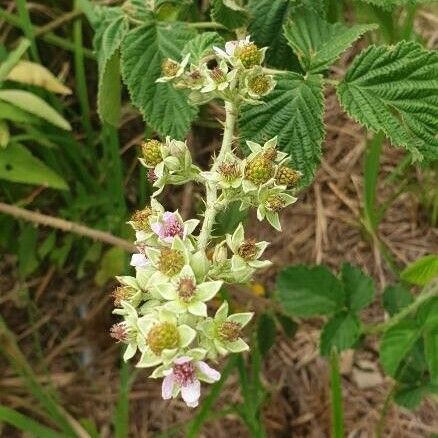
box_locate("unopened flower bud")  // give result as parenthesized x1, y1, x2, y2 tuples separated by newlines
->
(275, 166, 301, 188)
(217, 321, 242, 342)
(245, 156, 274, 185)
(237, 238, 257, 261)
(161, 58, 179, 78)
(146, 322, 179, 355)
(158, 248, 184, 276)
(234, 43, 261, 68)
(168, 140, 187, 157)
(142, 139, 163, 166)
(266, 195, 286, 212)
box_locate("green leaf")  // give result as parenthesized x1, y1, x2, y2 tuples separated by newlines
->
(358, 0, 434, 9)
(393, 384, 427, 409)
(210, 0, 249, 30)
(248, 0, 300, 70)
(0, 90, 71, 131)
(382, 284, 413, 316)
(0, 120, 9, 148)
(283, 8, 377, 73)
(257, 313, 277, 357)
(95, 247, 125, 286)
(380, 320, 420, 377)
(320, 311, 361, 356)
(94, 7, 129, 126)
(121, 22, 198, 139)
(276, 265, 345, 317)
(18, 225, 39, 278)
(240, 72, 324, 186)
(275, 313, 298, 338)
(0, 38, 30, 81)
(417, 297, 438, 329)
(0, 143, 68, 190)
(337, 41, 438, 161)
(0, 406, 61, 438)
(400, 254, 438, 286)
(182, 32, 224, 64)
(214, 201, 247, 236)
(0, 101, 39, 124)
(425, 330, 438, 385)
(341, 263, 375, 311)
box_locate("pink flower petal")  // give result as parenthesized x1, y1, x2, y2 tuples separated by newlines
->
(174, 356, 191, 365)
(181, 379, 200, 407)
(162, 373, 175, 400)
(197, 361, 221, 382)
(163, 211, 175, 222)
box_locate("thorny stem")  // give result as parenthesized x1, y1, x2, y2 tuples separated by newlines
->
(198, 100, 237, 250)
(364, 278, 438, 334)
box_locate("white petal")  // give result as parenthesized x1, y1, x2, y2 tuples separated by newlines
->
(162, 373, 175, 399)
(197, 361, 221, 382)
(181, 379, 201, 407)
(130, 253, 149, 268)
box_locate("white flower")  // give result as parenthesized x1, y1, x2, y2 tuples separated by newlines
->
(213, 36, 251, 60)
(156, 265, 222, 317)
(150, 211, 199, 244)
(201, 60, 237, 93)
(130, 252, 150, 268)
(159, 356, 220, 408)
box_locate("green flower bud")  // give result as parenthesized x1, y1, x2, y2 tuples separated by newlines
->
(217, 320, 242, 342)
(245, 156, 274, 185)
(275, 166, 301, 188)
(142, 139, 163, 166)
(234, 43, 262, 68)
(158, 248, 184, 276)
(146, 322, 180, 355)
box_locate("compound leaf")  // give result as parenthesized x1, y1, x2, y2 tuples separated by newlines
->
(341, 263, 375, 311)
(121, 22, 198, 139)
(284, 8, 377, 73)
(337, 41, 438, 160)
(276, 265, 345, 317)
(240, 72, 324, 186)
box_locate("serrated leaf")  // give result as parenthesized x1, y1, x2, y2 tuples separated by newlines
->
(276, 265, 345, 316)
(94, 7, 129, 126)
(337, 42, 438, 161)
(0, 143, 68, 190)
(400, 254, 438, 286)
(358, 0, 434, 9)
(320, 311, 361, 356)
(182, 32, 224, 64)
(210, 0, 249, 30)
(382, 284, 413, 316)
(0, 90, 71, 130)
(121, 22, 198, 139)
(380, 320, 420, 377)
(248, 0, 300, 70)
(6, 60, 71, 94)
(240, 72, 325, 186)
(283, 8, 377, 73)
(417, 297, 438, 329)
(341, 263, 375, 311)
(425, 330, 438, 385)
(257, 313, 277, 357)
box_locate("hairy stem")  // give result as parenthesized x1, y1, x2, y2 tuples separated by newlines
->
(198, 100, 237, 250)
(364, 278, 438, 334)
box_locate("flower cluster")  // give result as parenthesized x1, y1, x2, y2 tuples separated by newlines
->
(157, 36, 276, 106)
(111, 37, 301, 408)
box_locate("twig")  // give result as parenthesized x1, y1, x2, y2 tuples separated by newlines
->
(0, 202, 135, 252)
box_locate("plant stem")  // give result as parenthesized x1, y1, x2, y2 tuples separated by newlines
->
(364, 279, 438, 334)
(187, 21, 226, 30)
(198, 100, 237, 250)
(330, 349, 345, 438)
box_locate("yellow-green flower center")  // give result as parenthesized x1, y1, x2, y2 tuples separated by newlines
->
(248, 74, 270, 95)
(234, 43, 261, 68)
(275, 166, 301, 188)
(142, 139, 163, 166)
(161, 58, 179, 77)
(112, 286, 135, 307)
(217, 320, 242, 342)
(219, 161, 240, 182)
(177, 277, 196, 302)
(245, 156, 274, 185)
(159, 248, 184, 276)
(147, 322, 180, 355)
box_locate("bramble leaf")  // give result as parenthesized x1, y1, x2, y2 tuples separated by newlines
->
(320, 311, 361, 356)
(400, 254, 438, 286)
(276, 265, 345, 316)
(382, 284, 413, 316)
(337, 41, 438, 160)
(341, 263, 375, 311)
(93, 7, 129, 126)
(182, 32, 224, 64)
(240, 72, 324, 186)
(284, 8, 377, 73)
(210, 0, 249, 30)
(121, 22, 198, 139)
